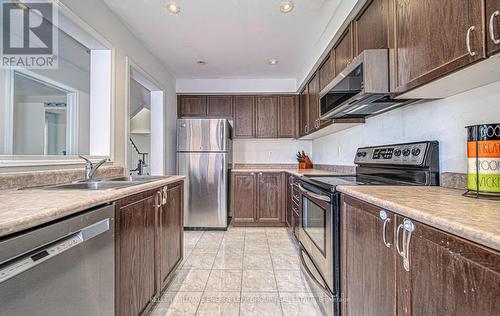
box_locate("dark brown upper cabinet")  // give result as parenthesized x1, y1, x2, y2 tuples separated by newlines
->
(353, 0, 389, 56)
(178, 95, 207, 117)
(256, 95, 279, 138)
(307, 74, 320, 132)
(341, 196, 396, 316)
(233, 95, 255, 138)
(278, 95, 298, 138)
(333, 24, 354, 77)
(319, 51, 335, 92)
(486, 0, 500, 56)
(389, 0, 485, 93)
(299, 87, 309, 136)
(207, 95, 233, 117)
(395, 214, 500, 316)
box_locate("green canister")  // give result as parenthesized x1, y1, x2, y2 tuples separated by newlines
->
(465, 123, 500, 198)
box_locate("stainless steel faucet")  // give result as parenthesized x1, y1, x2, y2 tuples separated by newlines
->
(79, 155, 110, 180)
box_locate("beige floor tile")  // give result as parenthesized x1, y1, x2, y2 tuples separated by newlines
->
(241, 270, 277, 292)
(194, 239, 222, 252)
(243, 252, 273, 270)
(240, 292, 283, 316)
(269, 243, 297, 254)
(213, 252, 244, 269)
(279, 292, 322, 316)
(244, 242, 270, 254)
(271, 252, 300, 270)
(196, 292, 241, 316)
(151, 292, 203, 316)
(183, 252, 217, 269)
(274, 270, 311, 292)
(219, 242, 244, 254)
(205, 269, 242, 292)
(168, 269, 211, 292)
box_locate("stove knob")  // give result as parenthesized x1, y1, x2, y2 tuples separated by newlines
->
(394, 149, 402, 157)
(411, 148, 421, 156)
(357, 151, 367, 158)
(402, 148, 411, 156)
(362, 151, 367, 157)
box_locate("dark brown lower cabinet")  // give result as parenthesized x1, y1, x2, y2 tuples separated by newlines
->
(115, 182, 184, 316)
(341, 195, 500, 316)
(232, 172, 285, 226)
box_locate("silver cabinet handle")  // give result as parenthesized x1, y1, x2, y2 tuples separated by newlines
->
(466, 26, 476, 56)
(162, 187, 168, 205)
(258, 172, 263, 176)
(395, 223, 404, 257)
(490, 11, 500, 44)
(155, 190, 163, 208)
(379, 211, 391, 248)
(250, 172, 255, 176)
(402, 219, 415, 272)
(297, 183, 330, 202)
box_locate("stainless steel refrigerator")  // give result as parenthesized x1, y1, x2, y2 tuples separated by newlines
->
(177, 118, 232, 229)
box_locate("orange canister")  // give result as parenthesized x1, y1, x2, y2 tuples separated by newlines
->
(465, 123, 500, 197)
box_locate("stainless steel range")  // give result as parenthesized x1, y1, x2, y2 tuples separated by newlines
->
(297, 141, 439, 316)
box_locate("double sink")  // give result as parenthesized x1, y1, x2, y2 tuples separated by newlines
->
(43, 175, 170, 191)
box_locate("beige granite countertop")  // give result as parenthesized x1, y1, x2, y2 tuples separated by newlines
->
(231, 168, 351, 177)
(337, 185, 500, 251)
(0, 176, 185, 238)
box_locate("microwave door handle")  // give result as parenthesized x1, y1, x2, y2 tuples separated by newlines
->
(297, 184, 330, 202)
(299, 248, 331, 296)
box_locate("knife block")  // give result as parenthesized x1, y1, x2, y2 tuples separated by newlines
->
(299, 162, 313, 169)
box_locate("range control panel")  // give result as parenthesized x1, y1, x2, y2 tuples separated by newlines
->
(354, 142, 431, 166)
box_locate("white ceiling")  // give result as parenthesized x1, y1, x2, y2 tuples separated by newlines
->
(103, 0, 341, 80)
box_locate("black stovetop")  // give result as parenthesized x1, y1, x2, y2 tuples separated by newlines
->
(302, 174, 420, 192)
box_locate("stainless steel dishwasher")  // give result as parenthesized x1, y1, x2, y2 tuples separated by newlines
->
(0, 205, 115, 316)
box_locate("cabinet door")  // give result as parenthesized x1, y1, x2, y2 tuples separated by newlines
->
(390, 0, 485, 93)
(256, 95, 279, 138)
(319, 52, 335, 92)
(333, 25, 353, 77)
(232, 172, 257, 224)
(341, 196, 396, 316)
(307, 74, 320, 132)
(178, 95, 207, 117)
(207, 95, 233, 117)
(256, 172, 283, 223)
(116, 190, 159, 316)
(353, 0, 389, 56)
(159, 183, 184, 288)
(396, 215, 500, 316)
(233, 96, 255, 138)
(278, 95, 298, 138)
(299, 87, 309, 136)
(486, 0, 500, 56)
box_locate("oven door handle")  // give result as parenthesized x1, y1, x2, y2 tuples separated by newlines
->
(297, 184, 331, 202)
(299, 248, 332, 296)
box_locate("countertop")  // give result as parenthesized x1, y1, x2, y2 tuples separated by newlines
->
(0, 176, 185, 238)
(231, 168, 349, 177)
(337, 185, 500, 252)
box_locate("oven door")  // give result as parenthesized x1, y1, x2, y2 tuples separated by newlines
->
(297, 180, 333, 292)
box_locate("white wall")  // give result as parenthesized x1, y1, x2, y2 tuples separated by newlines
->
(176, 78, 297, 93)
(312, 81, 500, 173)
(60, 0, 177, 174)
(233, 139, 312, 164)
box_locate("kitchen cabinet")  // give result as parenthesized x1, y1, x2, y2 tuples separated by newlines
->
(487, 0, 500, 56)
(207, 95, 233, 117)
(278, 95, 298, 138)
(115, 181, 184, 316)
(178, 95, 207, 117)
(333, 24, 354, 77)
(353, 0, 389, 56)
(318, 51, 335, 92)
(307, 74, 320, 132)
(286, 175, 300, 234)
(158, 182, 184, 289)
(395, 214, 500, 316)
(256, 95, 279, 138)
(389, 0, 485, 93)
(341, 195, 500, 316)
(341, 195, 396, 316)
(299, 87, 309, 136)
(232, 172, 285, 226)
(233, 95, 255, 138)
(115, 189, 159, 316)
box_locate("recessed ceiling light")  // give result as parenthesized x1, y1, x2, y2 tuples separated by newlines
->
(280, 1, 294, 13)
(166, 2, 181, 14)
(196, 60, 207, 65)
(269, 59, 278, 65)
